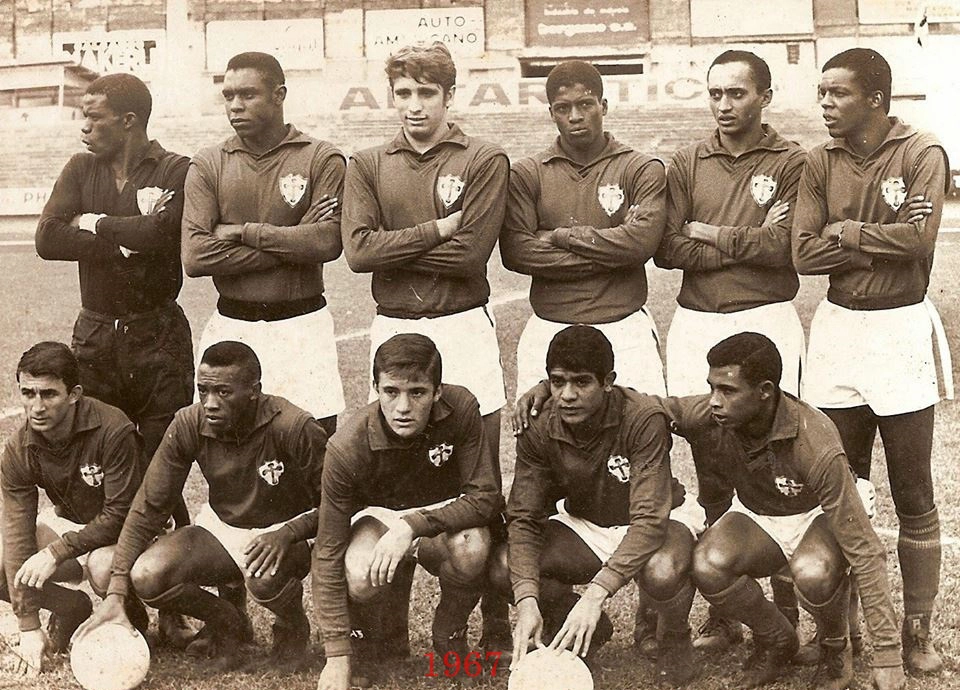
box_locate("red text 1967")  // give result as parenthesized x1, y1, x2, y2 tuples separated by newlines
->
(424, 651, 501, 678)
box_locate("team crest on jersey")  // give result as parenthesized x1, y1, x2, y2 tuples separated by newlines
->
(80, 463, 104, 488)
(597, 184, 625, 217)
(750, 175, 777, 207)
(436, 175, 465, 209)
(774, 476, 804, 497)
(258, 459, 285, 486)
(279, 173, 308, 207)
(428, 442, 454, 468)
(136, 186, 165, 215)
(881, 176, 907, 211)
(607, 455, 630, 483)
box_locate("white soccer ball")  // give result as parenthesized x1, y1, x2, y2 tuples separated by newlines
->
(508, 648, 594, 690)
(70, 622, 150, 690)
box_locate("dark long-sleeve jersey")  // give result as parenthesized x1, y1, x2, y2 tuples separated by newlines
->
(36, 141, 188, 316)
(792, 118, 949, 310)
(654, 126, 803, 313)
(340, 124, 509, 318)
(662, 392, 900, 667)
(507, 386, 673, 604)
(181, 125, 344, 304)
(500, 134, 666, 324)
(2, 397, 144, 630)
(107, 394, 326, 597)
(313, 384, 503, 657)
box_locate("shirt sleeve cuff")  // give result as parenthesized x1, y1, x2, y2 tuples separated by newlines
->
(839, 220, 863, 251)
(19, 613, 42, 632)
(106, 574, 131, 598)
(241, 223, 262, 248)
(512, 579, 539, 604)
(590, 567, 625, 597)
(323, 637, 354, 658)
(46, 538, 75, 564)
(401, 511, 433, 539)
(871, 645, 903, 668)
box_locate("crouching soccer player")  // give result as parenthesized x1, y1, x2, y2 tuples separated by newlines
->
(76, 341, 326, 672)
(497, 326, 703, 686)
(670, 333, 904, 690)
(2, 342, 147, 677)
(314, 334, 503, 690)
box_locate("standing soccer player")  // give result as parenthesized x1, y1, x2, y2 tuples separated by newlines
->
(340, 41, 511, 654)
(182, 51, 345, 436)
(314, 334, 503, 690)
(793, 47, 949, 676)
(500, 60, 667, 397)
(2, 343, 147, 677)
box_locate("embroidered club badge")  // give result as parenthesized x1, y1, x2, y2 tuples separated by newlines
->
(279, 173, 308, 207)
(597, 184, 625, 217)
(437, 175, 465, 209)
(80, 463, 104, 488)
(258, 459, 285, 486)
(750, 174, 777, 207)
(881, 176, 906, 211)
(136, 186, 165, 215)
(774, 476, 804, 497)
(607, 455, 630, 483)
(428, 442, 454, 467)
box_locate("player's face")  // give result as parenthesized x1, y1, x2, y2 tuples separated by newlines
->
(80, 94, 126, 160)
(707, 61, 770, 139)
(818, 67, 875, 140)
(549, 83, 607, 153)
(548, 367, 613, 427)
(222, 68, 284, 141)
(19, 373, 81, 439)
(392, 76, 453, 148)
(706, 365, 764, 429)
(196, 363, 259, 434)
(375, 371, 441, 439)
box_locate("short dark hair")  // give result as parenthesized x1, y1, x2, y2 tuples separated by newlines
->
(706, 332, 782, 387)
(17, 342, 79, 390)
(200, 341, 262, 384)
(373, 334, 442, 388)
(823, 48, 892, 114)
(709, 50, 772, 92)
(546, 60, 604, 104)
(546, 325, 614, 382)
(385, 42, 457, 93)
(86, 73, 152, 126)
(226, 51, 286, 89)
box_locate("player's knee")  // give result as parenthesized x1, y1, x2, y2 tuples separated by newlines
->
(487, 543, 510, 594)
(86, 547, 114, 597)
(691, 538, 734, 591)
(244, 572, 287, 602)
(792, 554, 843, 604)
(446, 527, 491, 582)
(344, 546, 376, 603)
(130, 551, 176, 601)
(640, 550, 688, 601)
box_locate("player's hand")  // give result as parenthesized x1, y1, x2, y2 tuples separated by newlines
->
(74, 593, 134, 642)
(213, 224, 244, 242)
(146, 189, 175, 215)
(15, 628, 47, 677)
(901, 195, 934, 224)
(436, 210, 464, 240)
(512, 379, 551, 435)
(821, 221, 844, 243)
(317, 655, 351, 690)
(369, 521, 414, 587)
(302, 194, 338, 223)
(548, 586, 605, 658)
(510, 597, 544, 670)
(681, 220, 720, 246)
(762, 199, 790, 226)
(14, 548, 58, 589)
(243, 526, 295, 578)
(73, 213, 105, 233)
(871, 665, 906, 690)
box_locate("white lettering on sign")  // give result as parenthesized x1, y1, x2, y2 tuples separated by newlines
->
(0, 188, 50, 216)
(55, 30, 164, 79)
(365, 8, 485, 59)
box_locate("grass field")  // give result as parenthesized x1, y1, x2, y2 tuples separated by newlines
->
(0, 234, 958, 690)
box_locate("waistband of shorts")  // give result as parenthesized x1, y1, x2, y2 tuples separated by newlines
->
(217, 294, 326, 322)
(79, 301, 178, 325)
(827, 287, 925, 311)
(376, 301, 488, 320)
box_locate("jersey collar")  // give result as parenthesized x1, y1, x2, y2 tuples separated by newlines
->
(24, 396, 102, 449)
(824, 116, 915, 156)
(385, 123, 469, 156)
(221, 124, 312, 156)
(367, 391, 454, 451)
(699, 124, 792, 159)
(540, 133, 632, 166)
